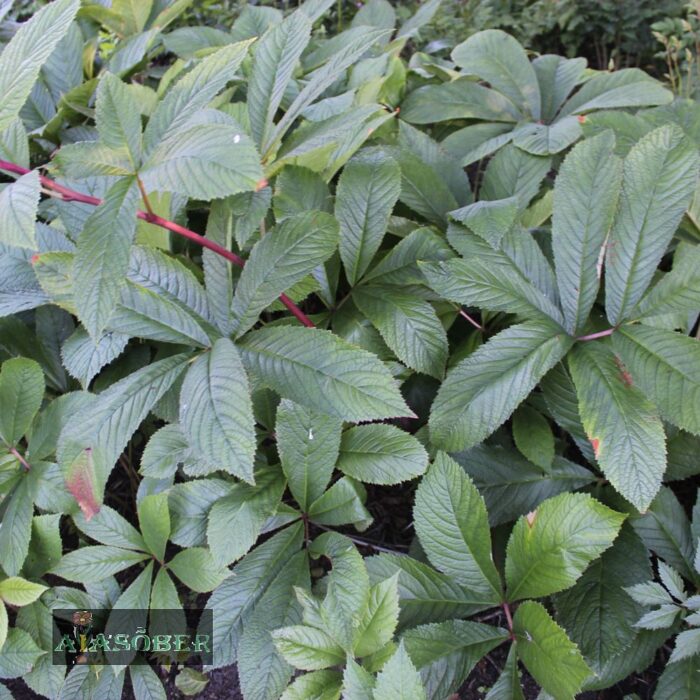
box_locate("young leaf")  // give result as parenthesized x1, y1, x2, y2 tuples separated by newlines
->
(552, 130, 623, 333)
(276, 399, 342, 510)
(352, 286, 448, 379)
(73, 177, 140, 339)
(0, 0, 80, 132)
(272, 626, 345, 671)
(180, 338, 256, 483)
(414, 452, 502, 603)
(354, 574, 400, 658)
(429, 321, 573, 452)
(513, 601, 592, 699)
(335, 150, 401, 285)
(605, 125, 699, 324)
(0, 357, 44, 446)
(0, 577, 47, 607)
(239, 327, 413, 421)
(568, 342, 666, 512)
(0, 170, 40, 250)
(373, 641, 427, 700)
(612, 325, 700, 436)
(231, 211, 339, 337)
(505, 492, 625, 601)
(248, 11, 312, 151)
(337, 423, 428, 485)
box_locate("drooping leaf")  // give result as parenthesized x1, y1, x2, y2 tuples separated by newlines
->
(568, 342, 666, 512)
(180, 338, 256, 483)
(414, 452, 502, 603)
(505, 492, 625, 601)
(605, 125, 699, 324)
(239, 326, 413, 421)
(429, 321, 572, 451)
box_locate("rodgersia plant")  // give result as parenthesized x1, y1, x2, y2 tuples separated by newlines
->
(0, 0, 699, 699)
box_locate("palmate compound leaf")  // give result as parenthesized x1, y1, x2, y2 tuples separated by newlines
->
(180, 337, 256, 483)
(612, 325, 700, 436)
(505, 492, 625, 601)
(551, 130, 623, 334)
(513, 601, 592, 700)
(238, 326, 413, 421)
(429, 320, 573, 452)
(414, 452, 503, 604)
(230, 211, 339, 338)
(605, 125, 700, 325)
(0, 0, 80, 132)
(568, 342, 667, 512)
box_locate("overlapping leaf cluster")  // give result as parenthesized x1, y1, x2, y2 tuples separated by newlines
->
(1, 1, 699, 699)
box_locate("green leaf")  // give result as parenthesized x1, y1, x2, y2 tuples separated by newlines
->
(168, 547, 230, 593)
(180, 338, 256, 483)
(505, 492, 625, 601)
(174, 668, 208, 696)
(403, 619, 508, 699)
(61, 327, 129, 388)
(485, 644, 524, 700)
(449, 197, 518, 248)
(352, 286, 448, 379)
(50, 546, 149, 583)
(512, 405, 554, 471)
(143, 40, 254, 156)
(0, 171, 40, 250)
(420, 257, 563, 326)
(137, 493, 170, 561)
(22, 514, 62, 579)
(335, 150, 401, 285)
(276, 399, 342, 510)
(373, 641, 426, 700)
(512, 116, 582, 155)
(74, 177, 139, 339)
(238, 551, 309, 700)
(655, 656, 700, 700)
(310, 532, 370, 651)
(0, 0, 80, 132)
(141, 119, 264, 201)
(568, 342, 666, 512)
(0, 603, 6, 656)
(455, 445, 595, 527)
(414, 452, 502, 603)
(396, 0, 442, 38)
(605, 125, 699, 324)
(73, 504, 147, 551)
(248, 11, 312, 151)
(343, 658, 376, 700)
(452, 30, 540, 118)
(0, 627, 44, 679)
(308, 477, 371, 528)
(130, 664, 167, 700)
(239, 326, 413, 421)
(272, 625, 345, 670)
(96, 72, 142, 166)
(337, 423, 428, 485)
(280, 670, 342, 700)
(552, 130, 623, 334)
(0, 474, 35, 577)
(366, 553, 489, 629)
(559, 68, 672, 117)
(207, 470, 285, 566)
(0, 578, 46, 607)
(429, 321, 572, 452)
(400, 79, 521, 125)
(555, 524, 651, 667)
(0, 358, 44, 446)
(354, 574, 400, 658)
(231, 211, 338, 337)
(206, 523, 303, 668)
(513, 601, 592, 699)
(612, 325, 700, 436)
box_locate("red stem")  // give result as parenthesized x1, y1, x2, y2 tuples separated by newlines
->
(576, 327, 615, 341)
(0, 160, 315, 328)
(458, 308, 484, 331)
(502, 601, 515, 640)
(9, 446, 30, 471)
